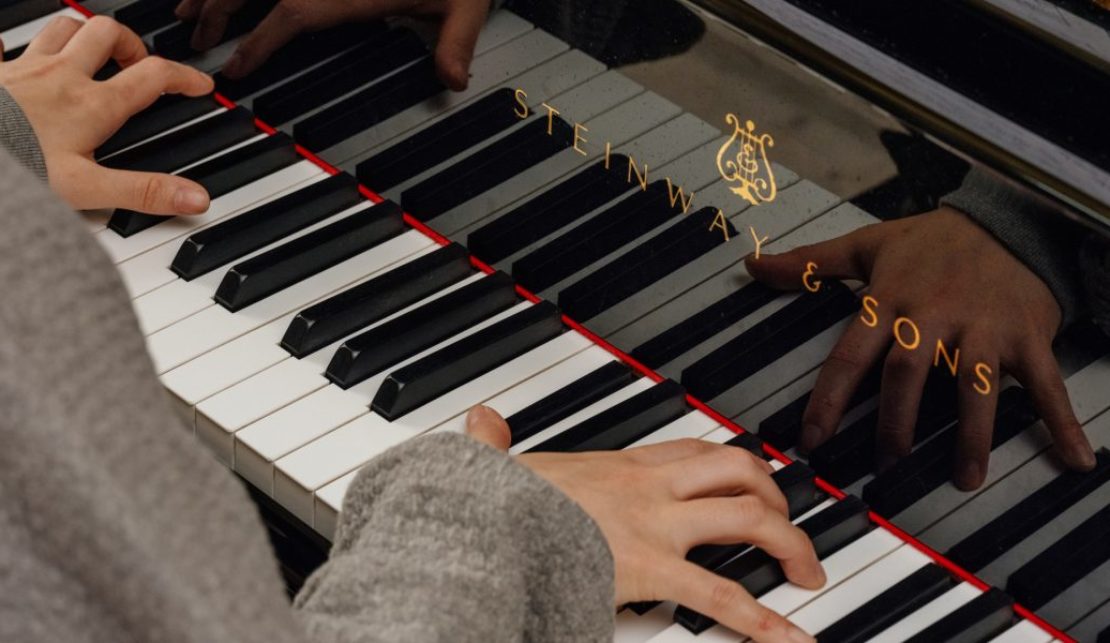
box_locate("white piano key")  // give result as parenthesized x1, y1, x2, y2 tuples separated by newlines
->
(315, 469, 357, 540)
(193, 271, 484, 449)
(0, 7, 84, 50)
(892, 355, 1110, 535)
(99, 159, 325, 268)
(145, 229, 434, 373)
(272, 332, 594, 519)
(866, 581, 980, 643)
(233, 302, 532, 490)
(785, 546, 932, 635)
(509, 378, 656, 454)
(626, 412, 721, 448)
(614, 603, 681, 643)
(131, 198, 369, 333)
(429, 346, 618, 435)
(987, 620, 1055, 643)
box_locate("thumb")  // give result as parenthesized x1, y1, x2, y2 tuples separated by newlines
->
(466, 404, 511, 451)
(434, 0, 489, 91)
(82, 164, 210, 214)
(745, 225, 881, 290)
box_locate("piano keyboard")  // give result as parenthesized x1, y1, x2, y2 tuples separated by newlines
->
(8, 0, 1110, 640)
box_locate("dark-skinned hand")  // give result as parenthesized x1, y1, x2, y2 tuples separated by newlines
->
(746, 206, 1095, 490)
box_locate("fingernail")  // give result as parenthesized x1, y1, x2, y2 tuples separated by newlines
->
(1065, 442, 1097, 470)
(174, 188, 209, 213)
(223, 52, 244, 78)
(955, 460, 983, 491)
(786, 625, 815, 643)
(466, 404, 495, 429)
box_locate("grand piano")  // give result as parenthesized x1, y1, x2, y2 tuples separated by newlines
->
(2, 0, 1108, 639)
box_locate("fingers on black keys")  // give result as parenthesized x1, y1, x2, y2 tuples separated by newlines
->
(1019, 342, 1095, 473)
(873, 319, 941, 469)
(190, 0, 247, 51)
(954, 350, 999, 491)
(61, 15, 148, 73)
(83, 165, 210, 215)
(667, 447, 785, 514)
(744, 222, 883, 291)
(24, 15, 85, 56)
(108, 56, 213, 118)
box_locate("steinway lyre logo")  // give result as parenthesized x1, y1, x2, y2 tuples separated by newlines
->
(716, 114, 777, 206)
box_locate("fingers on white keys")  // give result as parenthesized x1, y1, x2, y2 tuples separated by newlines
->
(1019, 341, 1095, 472)
(434, 0, 490, 91)
(83, 164, 210, 215)
(465, 405, 511, 451)
(61, 16, 148, 74)
(664, 560, 815, 643)
(24, 15, 85, 56)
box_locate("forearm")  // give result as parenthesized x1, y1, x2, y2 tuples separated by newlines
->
(294, 432, 616, 643)
(0, 87, 46, 180)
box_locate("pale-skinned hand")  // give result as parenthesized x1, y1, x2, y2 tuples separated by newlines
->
(746, 206, 1095, 490)
(464, 404, 825, 643)
(174, 0, 490, 90)
(0, 16, 215, 214)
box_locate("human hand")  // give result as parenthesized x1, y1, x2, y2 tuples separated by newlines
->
(465, 405, 824, 643)
(175, 0, 490, 90)
(746, 206, 1095, 490)
(0, 16, 214, 214)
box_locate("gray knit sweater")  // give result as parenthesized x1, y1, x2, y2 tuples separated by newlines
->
(0, 88, 614, 642)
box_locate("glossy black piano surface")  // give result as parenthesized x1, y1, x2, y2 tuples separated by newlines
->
(6, 0, 1109, 639)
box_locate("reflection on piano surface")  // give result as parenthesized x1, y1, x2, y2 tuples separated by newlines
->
(4, 0, 1109, 639)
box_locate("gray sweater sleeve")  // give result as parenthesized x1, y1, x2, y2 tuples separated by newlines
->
(295, 432, 616, 643)
(0, 86, 47, 180)
(941, 168, 1096, 328)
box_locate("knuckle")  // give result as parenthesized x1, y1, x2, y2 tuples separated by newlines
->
(136, 176, 167, 210)
(709, 579, 741, 611)
(732, 495, 766, 523)
(753, 606, 779, 633)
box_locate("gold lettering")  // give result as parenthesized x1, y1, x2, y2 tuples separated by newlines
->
(802, 262, 821, 293)
(893, 316, 921, 351)
(541, 102, 559, 135)
(627, 156, 649, 191)
(666, 179, 695, 214)
(973, 362, 993, 396)
(604, 142, 611, 169)
(934, 339, 960, 376)
(572, 123, 589, 156)
(860, 295, 879, 328)
(513, 89, 529, 119)
(708, 209, 730, 241)
(748, 225, 769, 259)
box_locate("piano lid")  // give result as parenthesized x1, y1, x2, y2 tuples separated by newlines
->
(509, 0, 1110, 233)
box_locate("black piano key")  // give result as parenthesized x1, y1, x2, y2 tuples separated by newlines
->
(252, 29, 427, 125)
(114, 0, 179, 35)
(358, 87, 524, 193)
(372, 301, 564, 420)
(758, 367, 883, 452)
(558, 207, 736, 322)
(947, 449, 1110, 572)
(1006, 501, 1110, 609)
(327, 272, 519, 389)
(172, 173, 363, 280)
(1100, 622, 1110, 643)
(152, 0, 273, 61)
(214, 201, 405, 312)
(904, 588, 1014, 643)
(686, 462, 826, 572)
(510, 182, 674, 293)
(4, 43, 26, 59)
(401, 115, 576, 222)
(723, 431, 767, 456)
(815, 564, 954, 643)
(108, 132, 300, 237)
(675, 496, 872, 634)
(212, 22, 376, 100)
(505, 361, 635, 444)
(862, 386, 1037, 518)
(467, 158, 634, 265)
(808, 373, 959, 487)
(101, 106, 257, 174)
(528, 380, 688, 453)
(292, 56, 444, 152)
(96, 95, 218, 160)
(681, 281, 859, 401)
(629, 283, 780, 370)
(281, 243, 473, 358)
(0, 0, 56, 32)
